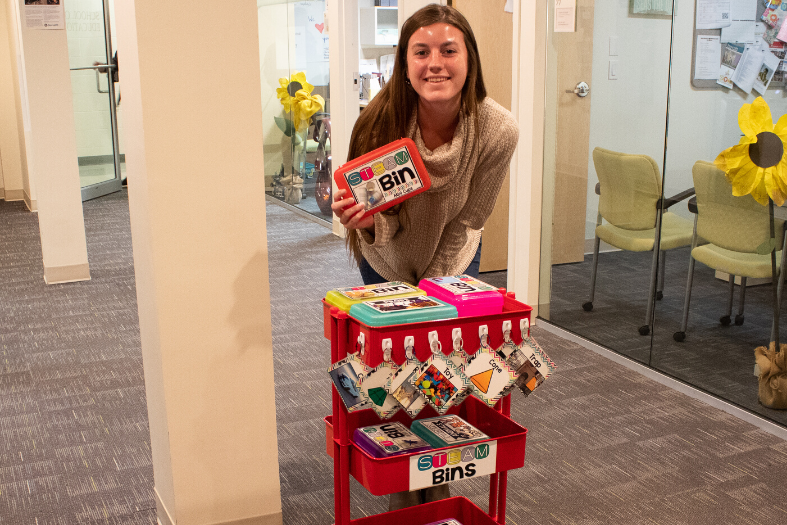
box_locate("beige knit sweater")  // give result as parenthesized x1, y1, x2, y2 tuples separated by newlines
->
(358, 97, 519, 284)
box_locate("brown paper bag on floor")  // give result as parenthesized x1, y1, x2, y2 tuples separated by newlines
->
(754, 343, 787, 409)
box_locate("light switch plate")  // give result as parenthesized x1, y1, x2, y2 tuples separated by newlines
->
(608, 60, 619, 80)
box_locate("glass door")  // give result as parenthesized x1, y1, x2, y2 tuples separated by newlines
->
(538, 0, 674, 365)
(65, 0, 122, 201)
(259, 0, 333, 222)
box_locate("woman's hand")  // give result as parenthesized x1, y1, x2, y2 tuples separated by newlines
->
(331, 189, 374, 232)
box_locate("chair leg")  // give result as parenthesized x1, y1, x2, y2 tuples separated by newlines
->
(583, 235, 601, 312)
(735, 277, 746, 326)
(674, 215, 699, 342)
(642, 245, 662, 336)
(674, 257, 696, 342)
(720, 275, 734, 325)
(656, 250, 666, 300)
(772, 229, 787, 341)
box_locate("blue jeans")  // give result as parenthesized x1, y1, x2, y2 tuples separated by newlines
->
(360, 241, 483, 285)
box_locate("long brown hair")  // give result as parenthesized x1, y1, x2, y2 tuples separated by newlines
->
(345, 4, 487, 267)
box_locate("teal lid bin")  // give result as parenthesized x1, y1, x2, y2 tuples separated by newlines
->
(348, 296, 458, 327)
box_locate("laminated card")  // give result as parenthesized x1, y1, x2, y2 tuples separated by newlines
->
(328, 355, 372, 412)
(358, 361, 401, 419)
(385, 359, 428, 418)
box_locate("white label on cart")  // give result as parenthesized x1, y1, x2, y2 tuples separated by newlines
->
(408, 441, 498, 491)
(425, 275, 497, 295)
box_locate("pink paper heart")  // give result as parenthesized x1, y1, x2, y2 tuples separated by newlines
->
(315, 23, 325, 33)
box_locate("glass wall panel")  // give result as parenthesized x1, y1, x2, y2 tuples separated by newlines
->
(259, 0, 332, 221)
(539, 0, 674, 365)
(651, 1, 787, 426)
(541, 0, 787, 427)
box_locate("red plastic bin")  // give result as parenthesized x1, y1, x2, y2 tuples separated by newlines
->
(323, 291, 532, 368)
(325, 395, 527, 496)
(342, 496, 499, 525)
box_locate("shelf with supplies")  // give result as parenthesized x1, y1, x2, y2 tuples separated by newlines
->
(324, 287, 537, 525)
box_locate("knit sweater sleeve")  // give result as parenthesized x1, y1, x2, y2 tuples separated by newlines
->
(358, 209, 400, 247)
(424, 108, 519, 276)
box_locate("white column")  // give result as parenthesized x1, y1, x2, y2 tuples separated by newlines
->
(15, 0, 89, 283)
(114, 2, 282, 524)
(508, 0, 547, 311)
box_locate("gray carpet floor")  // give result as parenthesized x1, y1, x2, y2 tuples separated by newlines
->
(539, 248, 787, 427)
(2, 191, 787, 524)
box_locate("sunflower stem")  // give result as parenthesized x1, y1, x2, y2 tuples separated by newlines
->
(770, 198, 780, 353)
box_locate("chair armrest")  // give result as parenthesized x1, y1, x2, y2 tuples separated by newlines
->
(659, 187, 695, 210)
(595, 182, 600, 195)
(687, 196, 697, 214)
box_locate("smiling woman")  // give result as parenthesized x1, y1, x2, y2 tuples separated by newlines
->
(331, 4, 519, 289)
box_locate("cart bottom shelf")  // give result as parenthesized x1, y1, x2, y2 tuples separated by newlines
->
(337, 496, 499, 525)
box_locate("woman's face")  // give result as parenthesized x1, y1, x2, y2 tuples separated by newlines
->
(406, 23, 468, 108)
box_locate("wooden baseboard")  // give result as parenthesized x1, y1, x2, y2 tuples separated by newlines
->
(23, 189, 37, 211)
(43, 263, 90, 284)
(154, 487, 283, 525)
(4, 188, 24, 202)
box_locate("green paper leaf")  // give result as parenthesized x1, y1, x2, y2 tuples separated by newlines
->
(756, 238, 777, 255)
(274, 116, 295, 137)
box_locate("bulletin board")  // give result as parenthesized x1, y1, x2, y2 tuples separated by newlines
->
(691, 0, 786, 89)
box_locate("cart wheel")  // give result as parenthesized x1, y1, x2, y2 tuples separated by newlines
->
(656, 291, 663, 300)
(639, 325, 650, 336)
(673, 331, 685, 342)
(582, 301, 593, 312)
(734, 314, 744, 326)
(720, 315, 731, 326)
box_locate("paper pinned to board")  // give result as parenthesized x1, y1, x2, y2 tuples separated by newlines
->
(505, 0, 513, 14)
(753, 48, 782, 94)
(696, 0, 731, 30)
(720, 0, 757, 43)
(732, 44, 766, 94)
(695, 35, 722, 80)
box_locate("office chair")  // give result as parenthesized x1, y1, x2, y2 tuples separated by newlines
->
(673, 161, 786, 342)
(583, 147, 695, 335)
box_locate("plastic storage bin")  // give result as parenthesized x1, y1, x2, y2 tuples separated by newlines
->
(348, 296, 458, 327)
(418, 276, 504, 317)
(324, 396, 527, 496)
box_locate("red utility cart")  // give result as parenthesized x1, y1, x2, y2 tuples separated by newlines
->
(324, 290, 532, 525)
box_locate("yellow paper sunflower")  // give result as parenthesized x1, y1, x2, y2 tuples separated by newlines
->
(714, 96, 787, 206)
(276, 72, 324, 132)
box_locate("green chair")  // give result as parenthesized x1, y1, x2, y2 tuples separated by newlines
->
(584, 147, 695, 335)
(673, 161, 786, 342)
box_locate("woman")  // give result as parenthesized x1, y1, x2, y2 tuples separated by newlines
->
(332, 5, 519, 286)
(333, 6, 519, 508)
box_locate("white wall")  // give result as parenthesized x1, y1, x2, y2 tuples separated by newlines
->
(585, 0, 787, 240)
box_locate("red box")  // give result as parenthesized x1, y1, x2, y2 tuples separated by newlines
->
(334, 138, 431, 216)
(336, 496, 500, 525)
(325, 396, 527, 496)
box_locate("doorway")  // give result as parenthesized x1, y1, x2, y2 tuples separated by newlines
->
(65, 0, 123, 202)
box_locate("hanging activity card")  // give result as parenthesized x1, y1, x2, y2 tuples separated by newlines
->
(327, 354, 372, 412)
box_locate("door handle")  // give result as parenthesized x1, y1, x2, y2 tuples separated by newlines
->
(565, 81, 590, 97)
